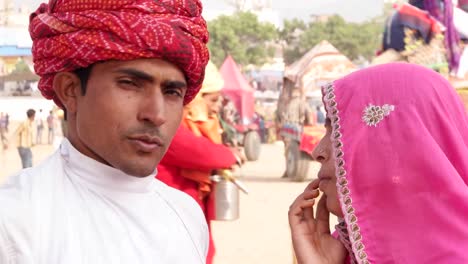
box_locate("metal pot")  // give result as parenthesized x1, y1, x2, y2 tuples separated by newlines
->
(209, 174, 240, 221)
(209, 170, 249, 221)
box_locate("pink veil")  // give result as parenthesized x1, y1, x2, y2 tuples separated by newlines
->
(323, 63, 468, 263)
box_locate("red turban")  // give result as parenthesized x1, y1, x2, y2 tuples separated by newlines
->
(29, 0, 209, 106)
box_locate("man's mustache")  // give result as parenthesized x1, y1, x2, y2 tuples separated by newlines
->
(126, 126, 163, 139)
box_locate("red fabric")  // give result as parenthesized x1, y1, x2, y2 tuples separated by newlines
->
(157, 125, 236, 264)
(159, 126, 236, 171)
(299, 125, 326, 155)
(180, 117, 224, 197)
(220, 55, 255, 121)
(396, 3, 443, 33)
(29, 0, 209, 106)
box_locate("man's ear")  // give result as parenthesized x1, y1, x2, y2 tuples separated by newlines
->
(53, 72, 82, 115)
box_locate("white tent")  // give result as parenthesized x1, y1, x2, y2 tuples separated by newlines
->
(284, 40, 357, 93)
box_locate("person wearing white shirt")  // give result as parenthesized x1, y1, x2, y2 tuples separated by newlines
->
(0, 0, 211, 263)
(35, 109, 46, 144)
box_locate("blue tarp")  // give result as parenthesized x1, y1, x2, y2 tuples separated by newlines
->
(0, 45, 32, 57)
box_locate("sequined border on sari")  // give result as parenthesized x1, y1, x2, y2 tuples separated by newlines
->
(322, 82, 370, 264)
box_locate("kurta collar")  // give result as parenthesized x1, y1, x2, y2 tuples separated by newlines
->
(60, 138, 157, 193)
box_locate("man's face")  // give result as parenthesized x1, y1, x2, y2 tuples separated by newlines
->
(311, 118, 343, 217)
(72, 59, 187, 177)
(203, 91, 221, 117)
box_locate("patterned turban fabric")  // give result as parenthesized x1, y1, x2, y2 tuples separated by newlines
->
(29, 0, 209, 106)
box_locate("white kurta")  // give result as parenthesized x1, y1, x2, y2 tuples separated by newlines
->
(0, 139, 208, 264)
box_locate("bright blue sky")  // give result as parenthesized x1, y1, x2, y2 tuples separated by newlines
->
(26, 0, 384, 23)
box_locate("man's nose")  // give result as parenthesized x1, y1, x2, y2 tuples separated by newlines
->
(137, 89, 167, 126)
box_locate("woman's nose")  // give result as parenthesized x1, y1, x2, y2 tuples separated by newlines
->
(311, 139, 329, 162)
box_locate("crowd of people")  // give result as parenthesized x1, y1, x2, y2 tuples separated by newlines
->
(0, 0, 466, 263)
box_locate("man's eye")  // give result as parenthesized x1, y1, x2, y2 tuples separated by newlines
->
(165, 89, 183, 98)
(118, 79, 138, 87)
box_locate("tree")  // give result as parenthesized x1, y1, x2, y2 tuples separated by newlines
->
(279, 18, 307, 63)
(12, 59, 30, 73)
(208, 11, 278, 67)
(281, 15, 384, 64)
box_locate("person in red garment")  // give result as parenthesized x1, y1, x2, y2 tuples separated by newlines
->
(157, 61, 240, 264)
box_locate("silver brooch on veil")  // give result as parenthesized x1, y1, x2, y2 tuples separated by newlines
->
(362, 104, 395, 127)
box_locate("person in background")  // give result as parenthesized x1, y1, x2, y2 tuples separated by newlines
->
(316, 105, 325, 124)
(280, 88, 309, 178)
(46, 110, 55, 145)
(0, 113, 6, 133)
(36, 109, 45, 144)
(0, 113, 7, 151)
(253, 111, 266, 143)
(219, 96, 240, 146)
(14, 109, 36, 168)
(4, 113, 9, 133)
(51, 109, 65, 149)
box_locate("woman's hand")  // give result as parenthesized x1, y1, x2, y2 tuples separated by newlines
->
(288, 179, 347, 264)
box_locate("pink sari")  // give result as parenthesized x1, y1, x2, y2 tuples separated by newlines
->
(323, 63, 468, 263)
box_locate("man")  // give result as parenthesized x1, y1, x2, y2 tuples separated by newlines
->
(46, 110, 55, 144)
(280, 88, 309, 178)
(0, 1, 210, 263)
(4, 112, 9, 132)
(0, 112, 8, 151)
(36, 108, 45, 144)
(316, 105, 325, 124)
(0, 112, 6, 132)
(14, 109, 36, 168)
(219, 96, 241, 146)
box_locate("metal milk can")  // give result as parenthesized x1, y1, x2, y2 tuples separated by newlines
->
(209, 170, 249, 221)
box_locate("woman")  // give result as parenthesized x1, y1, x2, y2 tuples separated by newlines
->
(289, 63, 468, 264)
